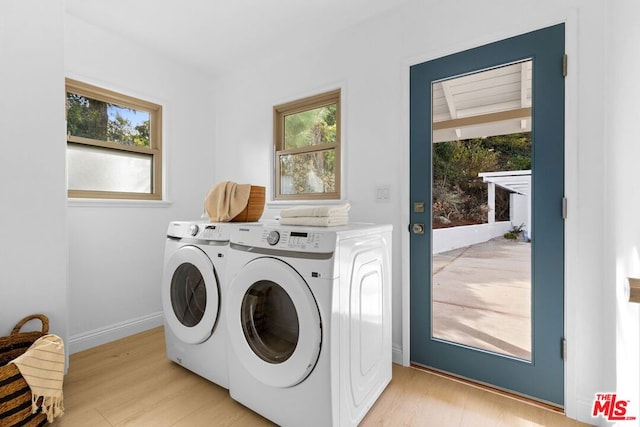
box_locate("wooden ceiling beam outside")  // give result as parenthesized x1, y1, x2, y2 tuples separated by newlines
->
(432, 107, 532, 131)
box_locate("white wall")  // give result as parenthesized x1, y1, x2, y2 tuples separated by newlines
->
(606, 0, 640, 423)
(0, 0, 68, 347)
(64, 14, 217, 352)
(432, 222, 512, 255)
(213, 0, 608, 422)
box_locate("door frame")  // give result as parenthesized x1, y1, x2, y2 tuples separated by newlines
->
(399, 10, 580, 417)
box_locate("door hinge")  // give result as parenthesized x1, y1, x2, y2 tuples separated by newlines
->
(562, 54, 568, 77)
(561, 338, 567, 361)
(562, 197, 568, 219)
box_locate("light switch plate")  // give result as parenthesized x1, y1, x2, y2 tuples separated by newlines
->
(375, 185, 390, 202)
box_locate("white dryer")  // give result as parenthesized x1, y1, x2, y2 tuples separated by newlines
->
(225, 223, 392, 427)
(162, 220, 232, 389)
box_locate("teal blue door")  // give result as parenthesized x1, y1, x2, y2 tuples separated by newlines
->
(410, 24, 565, 406)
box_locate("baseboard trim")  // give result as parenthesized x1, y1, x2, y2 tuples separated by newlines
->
(392, 345, 403, 365)
(68, 312, 164, 354)
(574, 395, 601, 426)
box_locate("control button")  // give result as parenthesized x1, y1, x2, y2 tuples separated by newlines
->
(266, 230, 280, 246)
(189, 224, 199, 236)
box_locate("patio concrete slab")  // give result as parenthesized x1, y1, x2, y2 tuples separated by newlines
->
(432, 237, 531, 360)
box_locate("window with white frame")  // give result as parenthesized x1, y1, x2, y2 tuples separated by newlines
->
(65, 78, 163, 200)
(273, 89, 341, 200)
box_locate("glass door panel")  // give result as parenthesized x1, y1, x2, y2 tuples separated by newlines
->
(431, 61, 533, 361)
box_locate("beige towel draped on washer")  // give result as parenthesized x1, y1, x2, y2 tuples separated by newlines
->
(204, 181, 252, 222)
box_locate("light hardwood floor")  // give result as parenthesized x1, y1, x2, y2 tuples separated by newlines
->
(53, 327, 590, 427)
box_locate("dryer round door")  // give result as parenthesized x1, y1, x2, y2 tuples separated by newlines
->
(162, 245, 220, 344)
(227, 257, 321, 388)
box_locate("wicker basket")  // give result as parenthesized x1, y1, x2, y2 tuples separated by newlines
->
(231, 185, 265, 222)
(0, 314, 49, 426)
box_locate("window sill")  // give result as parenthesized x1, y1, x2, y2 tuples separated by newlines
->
(68, 198, 173, 208)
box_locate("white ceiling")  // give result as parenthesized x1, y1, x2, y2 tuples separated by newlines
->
(64, 0, 407, 76)
(65, 1, 532, 142)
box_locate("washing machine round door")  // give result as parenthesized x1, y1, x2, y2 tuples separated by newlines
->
(227, 257, 321, 388)
(162, 245, 220, 344)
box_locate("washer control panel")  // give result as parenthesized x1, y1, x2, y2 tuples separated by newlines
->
(198, 224, 228, 241)
(167, 221, 229, 242)
(231, 225, 337, 253)
(257, 228, 335, 252)
(266, 230, 280, 246)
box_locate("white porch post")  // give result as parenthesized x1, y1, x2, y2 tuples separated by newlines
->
(487, 182, 495, 223)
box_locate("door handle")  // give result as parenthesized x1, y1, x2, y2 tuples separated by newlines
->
(412, 223, 425, 234)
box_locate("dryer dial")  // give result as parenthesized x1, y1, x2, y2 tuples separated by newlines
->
(189, 224, 199, 236)
(266, 230, 280, 246)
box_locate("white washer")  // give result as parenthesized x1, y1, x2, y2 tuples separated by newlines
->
(225, 223, 392, 427)
(162, 220, 233, 389)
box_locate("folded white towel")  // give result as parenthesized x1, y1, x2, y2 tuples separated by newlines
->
(279, 215, 349, 227)
(280, 203, 351, 218)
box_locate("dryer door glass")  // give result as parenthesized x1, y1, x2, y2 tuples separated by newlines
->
(241, 280, 299, 364)
(171, 262, 207, 327)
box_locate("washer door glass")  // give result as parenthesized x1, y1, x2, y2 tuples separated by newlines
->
(171, 263, 207, 327)
(162, 245, 220, 344)
(227, 257, 321, 388)
(241, 280, 299, 364)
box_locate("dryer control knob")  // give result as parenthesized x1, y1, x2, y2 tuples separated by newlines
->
(267, 230, 280, 246)
(189, 224, 199, 236)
